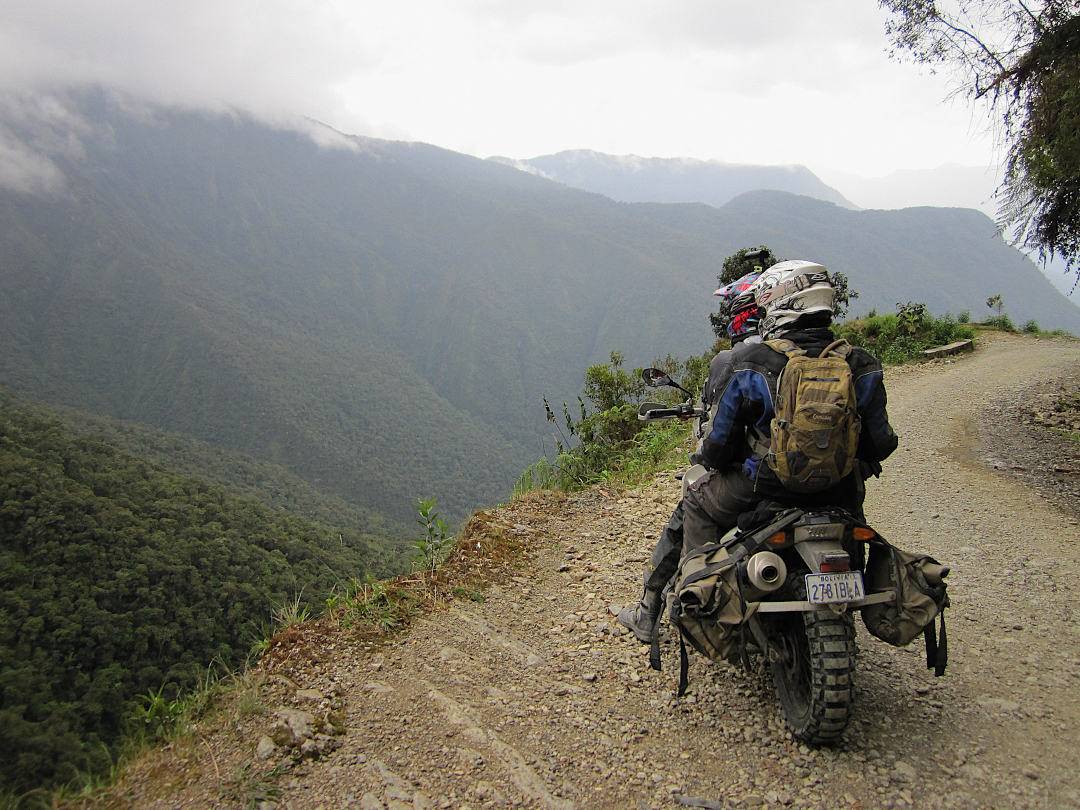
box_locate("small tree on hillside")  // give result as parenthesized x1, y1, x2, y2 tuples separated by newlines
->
(718, 245, 779, 287)
(581, 350, 645, 414)
(544, 350, 647, 450)
(984, 294, 1014, 330)
(831, 272, 859, 319)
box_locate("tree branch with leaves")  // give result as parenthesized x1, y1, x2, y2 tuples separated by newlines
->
(879, 0, 1080, 282)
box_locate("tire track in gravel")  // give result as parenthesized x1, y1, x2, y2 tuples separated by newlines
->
(103, 334, 1080, 810)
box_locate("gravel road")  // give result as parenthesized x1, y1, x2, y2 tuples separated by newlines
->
(95, 333, 1080, 810)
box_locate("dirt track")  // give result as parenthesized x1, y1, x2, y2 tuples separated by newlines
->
(98, 333, 1080, 810)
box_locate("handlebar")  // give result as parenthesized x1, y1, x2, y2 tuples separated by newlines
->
(638, 403, 708, 422)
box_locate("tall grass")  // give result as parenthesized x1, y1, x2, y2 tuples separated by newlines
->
(514, 418, 690, 495)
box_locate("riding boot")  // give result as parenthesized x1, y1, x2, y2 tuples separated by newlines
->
(618, 587, 663, 644)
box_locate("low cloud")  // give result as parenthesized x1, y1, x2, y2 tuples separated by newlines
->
(0, 130, 65, 194)
(0, 0, 373, 132)
(0, 0, 996, 175)
(0, 92, 101, 194)
(486, 156, 554, 178)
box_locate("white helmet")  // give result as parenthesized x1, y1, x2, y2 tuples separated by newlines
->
(754, 260, 835, 339)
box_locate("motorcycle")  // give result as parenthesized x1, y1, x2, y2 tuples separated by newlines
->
(636, 367, 949, 744)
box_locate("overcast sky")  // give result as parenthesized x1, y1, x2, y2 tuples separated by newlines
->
(1, 0, 1000, 179)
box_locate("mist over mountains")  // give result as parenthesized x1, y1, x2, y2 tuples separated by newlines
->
(2, 89, 1078, 531)
(816, 163, 1000, 217)
(489, 150, 857, 210)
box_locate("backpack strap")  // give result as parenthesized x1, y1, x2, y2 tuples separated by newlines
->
(821, 338, 853, 360)
(649, 617, 661, 671)
(924, 611, 948, 677)
(653, 600, 691, 697)
(748, 432, 772, 460)
(678, 634, 690, 697)
(764, 338, 806, 359)
(768, 337, 854, 360)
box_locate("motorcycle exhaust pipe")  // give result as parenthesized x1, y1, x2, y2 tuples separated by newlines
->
(746, 551, 788, 593)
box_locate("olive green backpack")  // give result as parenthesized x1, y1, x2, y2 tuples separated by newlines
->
(764, 338, 861, 493)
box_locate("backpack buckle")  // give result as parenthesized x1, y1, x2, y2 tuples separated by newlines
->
(811, 428, 832, 449)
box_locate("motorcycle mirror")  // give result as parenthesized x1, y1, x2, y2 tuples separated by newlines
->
(641, 368, 673, 388)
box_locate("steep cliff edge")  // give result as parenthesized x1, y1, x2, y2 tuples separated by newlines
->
(69, 335, 1080, 810)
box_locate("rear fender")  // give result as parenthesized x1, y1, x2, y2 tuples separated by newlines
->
(794, 539, 847, 573)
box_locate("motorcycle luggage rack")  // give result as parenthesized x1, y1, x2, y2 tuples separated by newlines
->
(751, 589, 895, 613)
(725, 508, 803, 550)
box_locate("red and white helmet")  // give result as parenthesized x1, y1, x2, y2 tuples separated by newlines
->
(714, 271, 763, 340)
(754, 260, 834, 339)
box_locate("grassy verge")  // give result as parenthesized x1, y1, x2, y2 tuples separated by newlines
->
(832, 308, 976, 364)
(12, 665, 259, 810)
(513, 418, 691, 496)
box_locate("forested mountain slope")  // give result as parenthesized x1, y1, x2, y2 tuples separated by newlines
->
(13, 391, 415, 545)
(0, 395, 389, 794)
(1, 89, 1077, 531)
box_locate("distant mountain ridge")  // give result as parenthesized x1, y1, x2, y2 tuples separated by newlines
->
(505, 149, 1077, 306)
(2, 89, 1078, 532)
(488, 149, 858, 210)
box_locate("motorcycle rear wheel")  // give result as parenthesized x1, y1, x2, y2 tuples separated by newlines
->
(768, 607, 856, 744)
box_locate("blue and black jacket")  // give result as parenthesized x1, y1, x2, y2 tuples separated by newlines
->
(697, 328, 899, 480)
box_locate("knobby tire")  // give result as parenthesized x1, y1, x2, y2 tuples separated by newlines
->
(768, 607, 856, 744)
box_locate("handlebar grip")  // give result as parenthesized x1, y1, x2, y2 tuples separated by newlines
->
(639, 406, 709, 421)
(640, 408, 682, 420)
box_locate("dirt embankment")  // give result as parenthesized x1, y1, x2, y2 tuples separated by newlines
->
(77, 334, 1080, 810)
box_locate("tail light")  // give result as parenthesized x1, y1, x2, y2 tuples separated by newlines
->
(820, 552, 851, 573)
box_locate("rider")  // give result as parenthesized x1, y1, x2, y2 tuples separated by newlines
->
(681, 260, 898, 558)
(618, 261, 898, 641)
(618, 271, 766, 642)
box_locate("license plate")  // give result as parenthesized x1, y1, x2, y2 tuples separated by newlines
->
(806, 571, 865, 604)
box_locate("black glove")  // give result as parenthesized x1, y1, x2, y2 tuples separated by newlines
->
(698, 437, 731, 471)
(859, 460, 883, 480)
